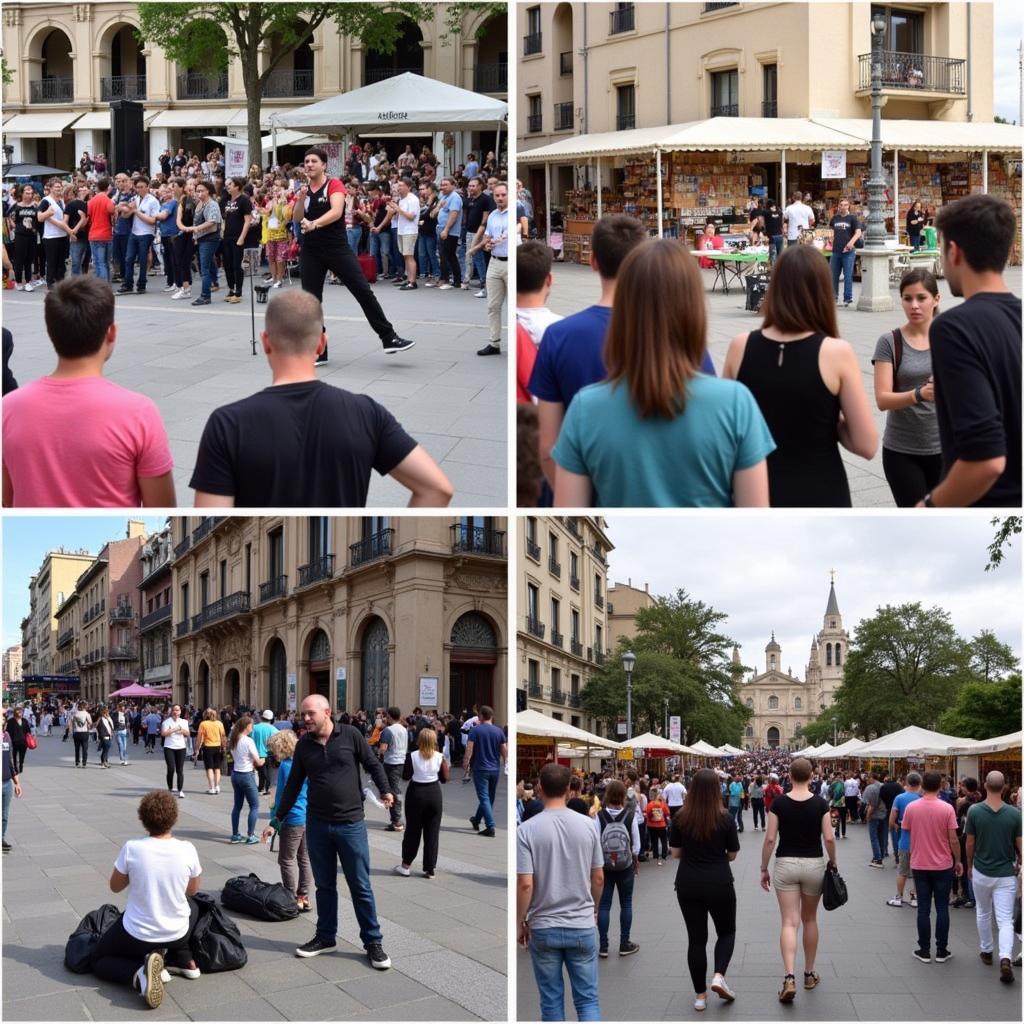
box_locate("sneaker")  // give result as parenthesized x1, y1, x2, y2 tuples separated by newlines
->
(180, 288, 192, 298)
(619, 941, 640, 957)
(165, 962, 201, 980)
(980, 951, 994, 965)
(13, 283, 23, 291)
(192, 296, 211, 305)
(2, 840, 11, 853)
(438, 283, 453, 290)
(779, 974, 797, 1002)
(214, 785, 220, 794)
(869, 859, 884, 868)
(844, 300, 853, 308)
(382, 336, 416, 355)
(913, 948, 932, 963)
(711, 973, 735, 1001)
(598, 946, 609, 959)
(469, 816, 480, 832)
(162, 284, 177, 293)
(227, 294, 241, 304)
(23, 283, 35, 292)
(207, 789, 216, 795)
(393, 864, 411, 876)
(908, 895, 918, 907)
(178, 791, 185, 799)
(230, 834, 244, 844)
(1002, 958, 1016, 983)
(245, 834, 259, 844)
(963, 900, 976, 910)
(423, 281, 437, 288)
(134, 951, 164, 1008)
(116, 287, 133, 295)
(399, 282, 418, 290)
(886, 896, 903, 907)
(211, 284, 220, 291)
(366, 942, 391, 970)
(423, 870, 434, 879)
(474, 289, 487, 298)
(295, 936, 337, 958)
(694, 996, 707, 1011)
(479, 827, 496, 837)
(934, 948, 952, 963)
(477, 343, 501, 356)
(271, 280, 282, 288)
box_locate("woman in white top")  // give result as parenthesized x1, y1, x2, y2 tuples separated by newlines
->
(92, 789, 203, 1009)
(228, 715, 264, 844)
(161, 705, 190, 798)
(37, 178, 73, 288)
(394, 727, 449, 878)
(96, 705, 115, 768)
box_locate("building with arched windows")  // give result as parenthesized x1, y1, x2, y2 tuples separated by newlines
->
(171, 516, 507, 721)
(738, 578, 849, 749)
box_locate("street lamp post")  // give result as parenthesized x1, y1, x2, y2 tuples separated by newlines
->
(622, 650, 636, 740)
(832, 715, 838, 747)
(664, 696, 669, 738)
(857, 10, 896, 312)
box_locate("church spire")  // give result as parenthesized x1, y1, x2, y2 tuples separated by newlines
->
(825, 572, 840, 618)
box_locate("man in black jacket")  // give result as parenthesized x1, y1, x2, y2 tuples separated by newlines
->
(273, 694, 395, 968)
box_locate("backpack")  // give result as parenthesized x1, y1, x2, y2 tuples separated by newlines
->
(189, 892, 247, 972)
(598, 809, 634, 872)
(221, 873, 299, 921)
(891, 327, 905, 386)
(64, 904, 122, 973)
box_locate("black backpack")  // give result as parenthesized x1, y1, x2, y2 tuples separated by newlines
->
(221, 872, 299, 921)
(64, 904, 122, 973)
(189, 892, 247, 972)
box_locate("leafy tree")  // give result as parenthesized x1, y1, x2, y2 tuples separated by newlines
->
(986, 515, 1021, 570)
(1, 54, 13, 87)
(938, 674, 1022, 739)
(968, 630, 1019, 683)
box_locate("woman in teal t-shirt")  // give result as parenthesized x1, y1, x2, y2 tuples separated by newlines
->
(551, 239, 775, 507)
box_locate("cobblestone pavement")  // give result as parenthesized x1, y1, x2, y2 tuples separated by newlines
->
(541, 262, 1023, 508)
(2, 735, 508, 1021)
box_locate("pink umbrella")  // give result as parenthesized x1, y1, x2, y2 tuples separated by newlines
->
(109, 682, 172, 698)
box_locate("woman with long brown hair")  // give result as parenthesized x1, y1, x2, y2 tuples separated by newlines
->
(551, 238, 774, 507)
(669, 767, 741, 1009)
(723, 244, 877, 506)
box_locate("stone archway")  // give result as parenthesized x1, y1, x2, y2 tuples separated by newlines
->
(197, 660, 210, 710)
(767, 726, 781, 748)
(360, 617, 390, 712)
(224, 668, 240, 709)
(177, 662, 191, 708)
(305, 628, 331, 698)
(449, 611, 498, 715)
(364, 19, 423, 83)
(266, 638, 287, 714)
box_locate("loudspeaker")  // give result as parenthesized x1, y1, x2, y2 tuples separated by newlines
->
(109, 99, 145, 174)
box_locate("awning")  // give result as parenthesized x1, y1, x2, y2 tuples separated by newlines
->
(72, 110, 159, 132)
(148, 108, 235, 129)
(516, 709, 625, 749)
(811, 117, 1024, 154)
(945, 730, 1022, 756)
(2, 111, 81, 138)
(852, 725, 975, 758)
(225, 107, 293, 130)
(518, 121, 699, 163)
(623, 731, 699, 755)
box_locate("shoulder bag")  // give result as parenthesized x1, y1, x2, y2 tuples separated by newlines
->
(822, 863, 848, 911)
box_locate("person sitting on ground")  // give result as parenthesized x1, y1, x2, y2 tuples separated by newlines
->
(91, 790, 203, 1009)
(190, 289, 453, 508)
(2, 276, 175, 508)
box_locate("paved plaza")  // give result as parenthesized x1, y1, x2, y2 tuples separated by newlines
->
(2, 276, 507, 507)
(544, 261, 1024, 507)
(2, 735, 508, 1021)
(516, 815, 1022, 1021)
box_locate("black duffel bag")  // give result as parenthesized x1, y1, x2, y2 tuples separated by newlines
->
(189, 892, 248, 972)
(65, 904, 122, 973)
(221, 872, 299, 921)
(822, 862, 849, 911)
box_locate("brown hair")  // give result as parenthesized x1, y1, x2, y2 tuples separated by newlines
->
(935, 193, 1016, 273)
(517, 240, 553, 294)
(790, 757, 812, 783)
(604, 239, 707, 419)
(44, 277, 115, 359)
(228, 714, 252, 752)
(899, 267, 939, 300)
(604, 780, 627, 807)
(760, 245, 839, 339)
(203, 707, 216, 720)
(591, 214, 648, 279)
(539, 763, 571, 798)
(138, 790, 178, 835)
(674, 768, 730, 842)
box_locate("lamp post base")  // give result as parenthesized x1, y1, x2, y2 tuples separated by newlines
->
(856, 248, 895, 312)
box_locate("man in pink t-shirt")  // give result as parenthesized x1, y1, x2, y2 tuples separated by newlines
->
(2, 276, 175, 508)
(901, 770, 962, 964)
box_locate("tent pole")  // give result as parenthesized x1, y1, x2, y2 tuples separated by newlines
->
(893, 147, 899, 241)
(596, 158, 602, 219)
(272, 120, 278, 170)
(781, 149, 787, 207)
(656, 147, 663, 239)
(545, 161, 552, 247)
(982, 149, 988, 194)
(495, 120, 502, 170)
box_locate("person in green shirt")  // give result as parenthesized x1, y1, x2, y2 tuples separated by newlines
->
(828, 773, 848, 839)
(965, 771, 1022, 984)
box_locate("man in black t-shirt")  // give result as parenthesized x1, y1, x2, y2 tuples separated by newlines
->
(828, 198, 862, 307)
(763, 199, 784, 261)
(919, 194, 1021, 507)
(190, 289, 453, 508)
(462, 177, 495, 292)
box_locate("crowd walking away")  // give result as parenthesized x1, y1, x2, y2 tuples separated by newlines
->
(517, 193, 1020, 509)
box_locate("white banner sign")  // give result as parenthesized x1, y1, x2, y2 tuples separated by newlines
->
(324, 142, 344, 179)
(418, 676, 438, 707)
(286, 672, 297, 712)
(616, 721, 627, 736)
(821, 150, 847, 179)
(225, 139, 248, 177)
(670, 716, 681, 744)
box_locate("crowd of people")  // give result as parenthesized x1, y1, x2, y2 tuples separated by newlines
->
(517, 193, 1021, 510)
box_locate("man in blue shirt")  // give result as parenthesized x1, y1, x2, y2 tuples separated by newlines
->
(436, 177, 463, 289)
(463, 705, 506, 837)
(887, 771, 922, 908)
(251, 710, 278, 794)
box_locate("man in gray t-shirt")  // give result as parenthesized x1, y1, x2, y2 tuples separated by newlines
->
(863, 773, 890, 866)
(517, 764, 603, 1021)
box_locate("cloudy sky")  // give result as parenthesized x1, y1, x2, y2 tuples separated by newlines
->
(994, 0, 1022, 122)
(604, 515, 1021, 679)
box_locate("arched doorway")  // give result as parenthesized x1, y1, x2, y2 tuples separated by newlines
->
(767, 726, 780, 748)
(364, 19, 423, 83)
(178, 662, 191, 708)
(224, 668, 240, 709)
(176, 22, 229, 100)
(306, 629, 330, 697)
(360, 617, 390, 711)
(197, 660, 210, 709)
(449, 612, 498, 715)
(268, 639, 287, 714)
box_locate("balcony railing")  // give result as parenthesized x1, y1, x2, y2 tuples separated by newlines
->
(140, 604, 172, 633)
(109, 605, 134, 624)
(528, 681, 544, 698)
(176, 620, 191, 638)
(192, 517, 223, 545)
(858, 51, 966, 95)
(711, 103, 739, 117)
(177, 71, 228, 100)
(173, 535, 191, 558)
(109, 644, 138, 661)
(560, 51, 573, 75)
(525, 538, 541, 561)
(595, 592, 605, 609)
(474, 62, 507, 93)
(524, 32, 542, 56)
(549, 557, 562, 578)
(262, 68, 314, 97)
(526, 113, 542, 133)
(551, 630, 564, 648)
(82, 600, 105, 626)
(365, 66, 422, 84)
(526, 616, 545, 639)
(259, 575, 288, 603)
(191, 590, 251, 632)
(703, 2, 738, 11)
(594, 649, 606, 666)
(762, 100, 778, 117)
(57, 627, 75, 648)
(566, 518, 582, 539)
(350, 528, 394, 568)
(139, 557, 172, 589)
(551, 689, 567, 705)
(101, 75, 147, 101)
(616, 113, 636, 131)
(298, 554, 334, 588)
(570, 573, 580, 592)
(30, 77, 74, 103)
(554, 102, 574, 131)
(571, 638, 583, 657)
(450, 524, 506, 557)
(591, 544, 606, 564)
(568, 693, 582, 708)
(609, 6, 635, 34)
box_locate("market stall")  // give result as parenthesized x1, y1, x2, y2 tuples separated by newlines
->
(849, 724, 975, 778)
(945, 730, 1022, 789)
(620, 731, 698, 776)
(515, 709, 624, 777)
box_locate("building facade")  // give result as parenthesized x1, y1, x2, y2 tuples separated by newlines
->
(517, 516, 612, 734)
(171, 516, 507, 721)
(607, 579, 657, 653)
(2, 646, 23, 686)
(55, 590, 81, 678)
(139, 523, 173, 690)
(24, 549, 96, 680)
(738, 579, 849, 749)
(2, 2, 507, 172)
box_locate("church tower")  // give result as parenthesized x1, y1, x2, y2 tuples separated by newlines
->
(765, 632, 781, 674)
(814, 573, 848, 711)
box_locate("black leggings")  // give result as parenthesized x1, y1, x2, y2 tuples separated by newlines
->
(92, 898, 199, 986)
(677, 884, 737, 993)
(164, 746, 186, 791)
(401, 780, 443, 873)
(43, 236, 68, 287)
(73, 732, 90, 766)
(12, 233, 36, 284)
(751, 798, 766, 829)
(172, 233, 193, 287)
(10, 743, 27, 774)
(648, 828, 668, 860)
(882, 447, 943, 507)
(223, 238, 245, 295)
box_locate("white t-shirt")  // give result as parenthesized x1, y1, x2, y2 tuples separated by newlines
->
(411, 750, 443, 783)
(131, 193, 161, 236)
(397, 193, 420, 235)
(516, 306, 563, 347)
(381, 723, 409, 765)
(784, 201, 814, 239)
(662, 781, 687, 807)
(844, 777, 861, 797)
(72, 710, 92, 733)
(161, 717, 190, 749)
(40, 198, 66, 240)
(115, 836, 201, 942)
(232, 734, 259, 772)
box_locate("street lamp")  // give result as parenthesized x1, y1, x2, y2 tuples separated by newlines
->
(622, 649, 636, 740)
(664, 696, 669, 738)
(858, 9, 895, 312)
(831, 715, 838, 746)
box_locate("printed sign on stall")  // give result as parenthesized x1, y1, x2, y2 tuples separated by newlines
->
(324, 143, 344, 179)
(225, 140, 248, 177)
(821, 150, 847, 179)
(286, 672, 297, 712)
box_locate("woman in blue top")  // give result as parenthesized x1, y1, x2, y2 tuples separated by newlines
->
(551, 238, 774, 507)
(262, 728, 312, 911)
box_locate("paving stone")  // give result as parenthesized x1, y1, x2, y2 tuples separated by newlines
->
(340, 969, 435, 1008)
(263, 981, 368, 1019)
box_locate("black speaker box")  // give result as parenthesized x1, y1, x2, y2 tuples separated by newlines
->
(109, 99, 145, 174)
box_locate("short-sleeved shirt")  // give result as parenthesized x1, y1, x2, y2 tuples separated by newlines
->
(516, 808, 604, 930)
(871, 332, 941, 455)
(222, 193, 252, 241)
(728, 781, 743, 806)
(669, 813, 740, 891)
(380, 724, 409, 765)
(3, 377, 173, 508)
(144, 713, 162, 735)
(965, 801, 1022, 878)
(231, 734, 260, 773)
(250, 721, 276, 758)
(829, 214, 861, 252)
(892, 790, 922, 850)
(196, 719, 225, 748)
(901, 795, 958, 870)
(38, 197, 66, 239)
(161, 717, 190, 749)
(113, 191, 135, 235)
(158, 199, 180, 238)
(770, 793, 829, 857)
(862, 781, 888, 820)
(484, 208, 509, 258)
(396, 192, 420, 236)
(467, 722, 505, 771)
(464, 192, 495, 235)
(11, 202, 39, 236)
(784, 201, 814, 239)
(438, 190, 463, 236)
(87, 193, 116, 241)
(763, 208, 784, 236)
(189, 381, 417, 507)
(65, 199, 87, 235)
(115, 837, 201, 943)
(551, 376, 775, 508)
(130, 193, 160, 236)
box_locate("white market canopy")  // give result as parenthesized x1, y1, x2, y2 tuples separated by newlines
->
(516, 709, 624, 750)
(945, 730, 1022, 756)
(718, 743, 746, 755)
(623, 731, 699, 756)
(270, 72, 507, 134)
(690, 739, 726, 756)
(790, 745, 816, 756)
(812, 117, 1024, 154)
(811, 742, 834, 755)
(821, 738, 869, 758)
(852, 725, 976, 758)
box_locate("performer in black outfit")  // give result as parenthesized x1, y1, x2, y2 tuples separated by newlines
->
(294, 147, 415, 363)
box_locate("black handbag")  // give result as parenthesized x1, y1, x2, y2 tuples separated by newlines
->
(189, 892, 247, 972)
(221, 872, 299, 921)
(64, 904, 122, 973)
(401, 751, 414, 781)
(822, 863, 848, 911)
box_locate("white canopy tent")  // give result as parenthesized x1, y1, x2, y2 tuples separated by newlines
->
(718, 743, 746, 755)
(790, 745, 816, 757)
(811, 742, 835, 755)
(690, 739, 726, 756)
(943, 731, 1022, 756)
(852, 725, 975, 759)
(821, 738, 869, 758)
(516, 709, 624, 750)
(623, 731, 700, 756)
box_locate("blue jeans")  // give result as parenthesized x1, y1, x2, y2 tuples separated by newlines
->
(305, 817, 382, 947)
(869, 817, 888, 861)
(2, 779, 12, 840)
(197, 236, 219, 298)
(116, 730, 128, 761)
(346, 226, 362, 253)
(90, 240, 111, 281)
(831, 248, 856, 303)
(112, 231, 129, 278)
(70, 239, 88, 275)
(472, 768, 499, 830)
(529, 926, 600, 1021)
(730, 803, 744, 831)
(230, 769, 260, 837)
(890, 826, 900, 858)
(417, 233, 440, 278)
(912, 867, 954, 951)
(123, 232, 154, 291)
(770, 234, 784, 260)
(598, 868, 634, 948)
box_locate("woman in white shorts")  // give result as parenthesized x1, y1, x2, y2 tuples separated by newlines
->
(759, 756, 837, 1003)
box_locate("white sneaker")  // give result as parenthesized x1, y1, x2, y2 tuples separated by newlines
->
(165, 963, 201, 980)
(134, 952, 164, 1008)
(393, 864, 411, 876)
(14, 283, 23, 291)
(711, 974, 735, 1002)
(160, 969, 171, 983)
(178, 790, 185, 799)
(207, 788, 216, 795)
(271, 279, 282, 288)
(215, 785, 220, 794)
(162, 284, 177, 293)
(170, 288, 184, 299)
(694, 996, 707, 1011)
(474, 289, 486, 298)
(23, 282, 34, 293)
(438, 283, 453, 290)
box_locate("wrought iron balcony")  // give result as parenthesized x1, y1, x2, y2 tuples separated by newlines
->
(259, 575, 288, 603)
(594, 649, 606, 666)
(525, 538, 541, 561)
(858, 51, 966, 95)
(101, 75, 147, 101)
(192, 516, 224, 545)
(560, 51, 573, 75)
(450, 525, 506, 557)
(298, 554, 334, 588)
(568, 693, 583, 708)
(703, 2, 738, 12)
(109, 604, 134, 624)
(528, 681, 544, 698)
(30, 77, 74, 103)
(261, 68, 314, 98)
(173, 534, 191, 558)
(176, 71, 228, 100)
(551, 689, 567, 705)
(609, 6, 635, 34)
(176, 620, 191, 638)
(595, 592, 605, 609)
(474, 62, 507, 93)
(551, 630, 564, 648)
(526, 616, 545, 639)
(140, 557, 172, 589)
(191, 591, 251, 632)
(526, 113, 542, 133)
(554, 102, 574, 131)
(57, 628, 75, 649)
(762, 100, 778, 117)
(82, 601, 105, 626)
(571, 638, 584, 657)
(140, 604, 172, 633)
(570, 573, 580, 592)
(566, 517, 582, 539)
(549, 557, 562, 578)
(109, 644, 138, 661)
(524, 32, 542, 56)
(711, 103, 739, 117)
(616, 113, 636, 131)
(350, 528, 394, 568)
(591, 544, 607, 564)
(365, 66, 422, 84)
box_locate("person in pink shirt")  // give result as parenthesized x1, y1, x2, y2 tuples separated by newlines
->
(900, 770, 963, 965)
(2, 276, 175, 508)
